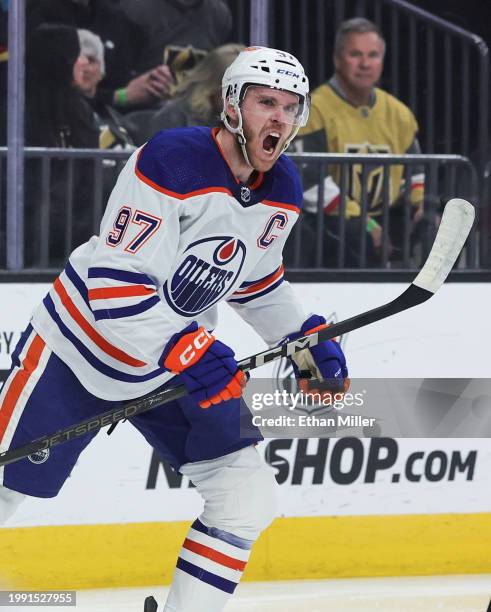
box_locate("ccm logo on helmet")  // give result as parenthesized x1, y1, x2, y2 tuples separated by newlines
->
(277, 69, 300, 78)
(179, 329, 213, 367)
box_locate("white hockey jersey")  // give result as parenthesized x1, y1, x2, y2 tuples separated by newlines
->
(31, 127, 308, 400)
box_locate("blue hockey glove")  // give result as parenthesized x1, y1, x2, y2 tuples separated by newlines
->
(286, 314, 349, 397)
(161, 322, 247, 408)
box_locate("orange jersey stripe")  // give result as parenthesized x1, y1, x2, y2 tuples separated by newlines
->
(249, 171, 265, 190)
(0, 334, 45, 443)
(53, 278, 146, 368)
(182, 538, 247, 571)
(262, 199, 300, 214)
(88, 285, 155, 300)
(235, 265, 284, 295)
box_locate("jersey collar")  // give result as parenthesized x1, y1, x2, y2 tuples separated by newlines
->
(328, 75, 377, 109)
(211, 127, 269, 207)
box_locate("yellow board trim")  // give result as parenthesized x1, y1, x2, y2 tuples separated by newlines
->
(1, 513, 490, 589)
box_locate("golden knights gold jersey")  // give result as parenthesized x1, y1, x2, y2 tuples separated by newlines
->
(298, 79, 425, 218)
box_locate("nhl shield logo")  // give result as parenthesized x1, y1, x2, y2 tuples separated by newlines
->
(164, 236, 246, 316)
(240, 186, 251, 203)
(28, 448, 50, 464)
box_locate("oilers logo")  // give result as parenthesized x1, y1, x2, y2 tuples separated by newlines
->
(28, 448, 50, 464)
(164, 236, 246, 316)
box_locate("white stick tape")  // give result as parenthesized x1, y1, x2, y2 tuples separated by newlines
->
(412, 198, 475, 294)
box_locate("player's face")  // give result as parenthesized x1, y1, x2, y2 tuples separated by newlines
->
(334, 32, 385, 93)
(239, 86, 299, 171)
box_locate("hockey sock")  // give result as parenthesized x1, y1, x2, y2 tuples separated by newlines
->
(163, 518, 252, 612)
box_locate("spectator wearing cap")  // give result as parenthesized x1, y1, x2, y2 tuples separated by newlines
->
(76, 28, 105, 100)
(26, 0, 175, 113)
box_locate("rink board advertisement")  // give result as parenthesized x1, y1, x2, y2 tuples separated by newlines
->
(3, 431, 491, 527)
(2, 281, 491, 379)
(1, 282, 491, 586)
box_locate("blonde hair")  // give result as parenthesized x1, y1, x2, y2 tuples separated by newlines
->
(173, 43, 244, 124)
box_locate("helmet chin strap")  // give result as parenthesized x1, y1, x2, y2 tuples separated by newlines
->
(221, 102, 253, 169)
(236, 132, 253, 170)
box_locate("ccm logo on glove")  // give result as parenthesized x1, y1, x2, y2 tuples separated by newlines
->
(169, 328, 214, 369)
(161, 322, 247, 408)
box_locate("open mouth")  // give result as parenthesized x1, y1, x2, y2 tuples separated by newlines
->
(262, 132, 281, 155)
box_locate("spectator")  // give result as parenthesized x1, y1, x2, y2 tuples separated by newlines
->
(26, 23, 98, 148)
(26, 0, 174, 114)
(76, 28, 105, 100)
(118, 0, 232, 74)
(76, 28, 134, 150)
(296, 18, 425, 267)
(129, 43, 244, 145)
(25, 23, 99, 266)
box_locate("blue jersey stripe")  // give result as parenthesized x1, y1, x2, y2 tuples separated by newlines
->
(237, 265, 281, 288)
(43, 294, 165, 383)
(65, 261, 90, 307)
(191, 518, 209, 535)
(176, 558, 237, 594)
(227, 277, 284, 304)
(88, 267, 156, 287)
(10, 323, 34, 368)
(191, 519, 252, 551)
(93, 295, 160, 321)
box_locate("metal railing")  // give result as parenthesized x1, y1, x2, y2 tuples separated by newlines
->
(480, 159, 491, 267)
(229, 0, 489, 166)
(287, 152, 479, 270)
(0, 148, 482, 272)
(356, 0, 489, 169)
(0, 148, 129, 269)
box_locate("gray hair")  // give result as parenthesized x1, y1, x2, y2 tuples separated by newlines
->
(77, 28, 105, 76)
(334, 18, 385, 56)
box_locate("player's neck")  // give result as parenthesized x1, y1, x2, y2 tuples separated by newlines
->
(215, 128, 255, 184)
(335, 73, 373, 107)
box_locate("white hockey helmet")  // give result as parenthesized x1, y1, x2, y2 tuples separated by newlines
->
(221, 46, 310, 165)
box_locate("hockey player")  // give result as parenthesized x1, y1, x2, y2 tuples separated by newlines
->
(0, 47, 348, 611)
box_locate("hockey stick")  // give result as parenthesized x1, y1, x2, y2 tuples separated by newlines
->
(0, 199, 474, 468)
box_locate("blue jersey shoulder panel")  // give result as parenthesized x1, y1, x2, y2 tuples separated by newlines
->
(136, 126, 229, 195)
(269, 154, 304, 209)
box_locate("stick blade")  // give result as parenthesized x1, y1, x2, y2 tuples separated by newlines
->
(412, 198, 475, 294)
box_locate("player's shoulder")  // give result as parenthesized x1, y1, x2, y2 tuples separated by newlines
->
(268, 153, 303, 209)
(375, 88, 417, 125)
(135, 126, 226, 196)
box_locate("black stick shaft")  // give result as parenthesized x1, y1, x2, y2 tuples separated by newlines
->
(0, 284, 432, 467)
